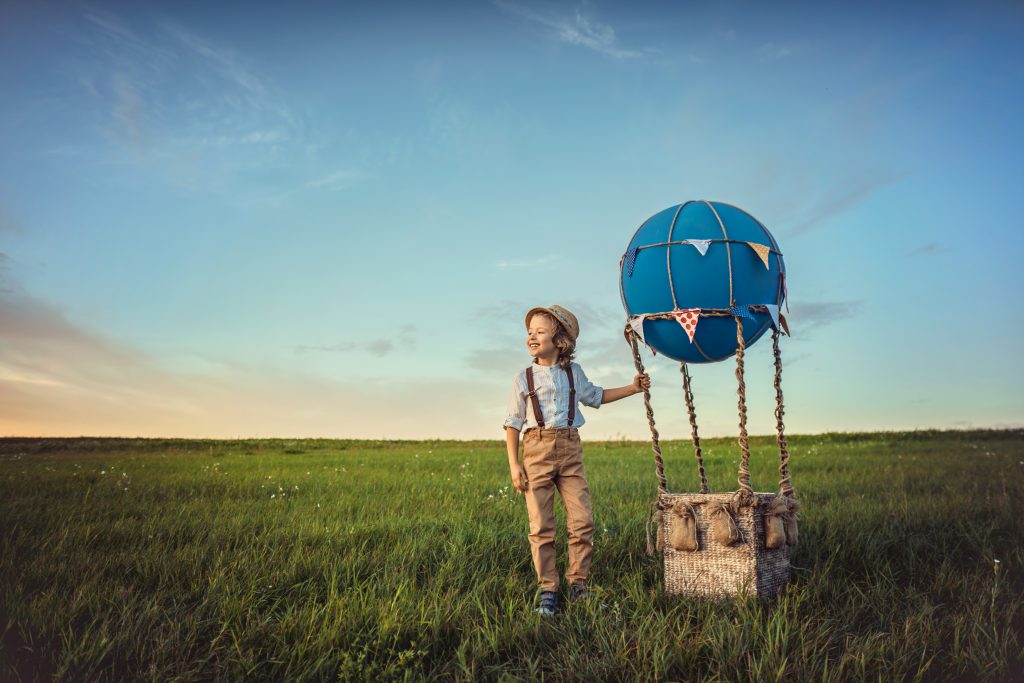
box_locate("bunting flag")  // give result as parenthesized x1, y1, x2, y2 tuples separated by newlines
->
(672, 308, 701, 343)
(781, 273, 789, 313)
(628, 315, 648, 343)
(623, 247, 638, 276)
(779, 313, 791, 336)
(729, 304, 755, 320)
(747, 242, 771, 269)
(685, 239, 711, 256)
(765, 304, 781, 331)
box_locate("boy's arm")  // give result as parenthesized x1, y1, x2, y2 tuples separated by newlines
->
(506, 427, 528, 492)
(600, 373, 650, 405)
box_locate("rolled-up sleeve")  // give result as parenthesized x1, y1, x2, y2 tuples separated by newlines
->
(575, 365, 604, 409)
(503, 372, 527, 431)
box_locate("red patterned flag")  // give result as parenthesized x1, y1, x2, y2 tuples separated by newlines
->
(672, 308, 701, 343)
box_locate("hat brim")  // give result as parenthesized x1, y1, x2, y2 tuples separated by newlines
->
(525, 307, 578, 341)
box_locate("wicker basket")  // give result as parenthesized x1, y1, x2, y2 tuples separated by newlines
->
(658, 492, 791, 598)
(628, 324, 798, 599)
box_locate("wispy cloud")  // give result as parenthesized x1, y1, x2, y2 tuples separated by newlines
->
(495, 1, 641, 59)
(787, 301, 862, 333)
(306, 169, 369, 192)
(786, 170, 902, 236)
(160, 21, 268, 97)
(760, 42, 797, 60)
(0, 252, 13, 294)
(295, 325, 416, 357)
(0, 285, 495, 438)
(496, 256, 558, 271)
(0, 204, 22, 235)
(72, 9, 296, 163)
(240, 130, 289, 144)
(906, 242, 942, 256)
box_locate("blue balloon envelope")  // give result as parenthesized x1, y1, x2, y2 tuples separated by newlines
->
(619, 200, 786, 363)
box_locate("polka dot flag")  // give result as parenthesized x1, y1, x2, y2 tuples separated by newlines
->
(624, 246, 638, 276)
(672, 308, 701, 343)
(729, 304, 755, 321)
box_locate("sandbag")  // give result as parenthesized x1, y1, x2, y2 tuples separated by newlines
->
(668, 501, 698, 551)
(784, 498, 800, 546)
(707, 500, 741, 546)
(765, 495, 789, 550)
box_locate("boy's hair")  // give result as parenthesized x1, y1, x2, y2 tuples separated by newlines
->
(531, 312, 576, 369)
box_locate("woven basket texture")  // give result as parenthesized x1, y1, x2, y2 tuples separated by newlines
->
(661, 492, 790, 598)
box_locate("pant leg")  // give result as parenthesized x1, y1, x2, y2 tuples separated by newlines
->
(556, 430, 594, 585)
(522, 430, 559, 592)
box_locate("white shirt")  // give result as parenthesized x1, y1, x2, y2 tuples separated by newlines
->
(503, 361, 604, 431)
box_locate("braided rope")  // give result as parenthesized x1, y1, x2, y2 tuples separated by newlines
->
(773, 329, 795, 498)
(734, 317, 753, 504)
(705, 201, 735, 307)
(665, 203, 685, 310)
(680, 363, 709, 493)
(632, 238, 782, 254)
(627, 328, 668, 494)
(630, 305, 771, 321)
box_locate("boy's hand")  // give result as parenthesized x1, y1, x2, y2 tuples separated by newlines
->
(633, 373, 651, 394)
(510, 463, 529, 492)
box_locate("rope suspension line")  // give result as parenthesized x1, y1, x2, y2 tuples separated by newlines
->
(680, 362, 709, 494)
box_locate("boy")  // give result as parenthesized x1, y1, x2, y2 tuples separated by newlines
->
(504, 305, 649, 616)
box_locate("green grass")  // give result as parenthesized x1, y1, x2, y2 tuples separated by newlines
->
(1, 431, 1022, 681)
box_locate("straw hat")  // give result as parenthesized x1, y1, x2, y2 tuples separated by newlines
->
(525, 305, 579, 341)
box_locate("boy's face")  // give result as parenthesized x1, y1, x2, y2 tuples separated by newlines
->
(526, 314, 558, 362)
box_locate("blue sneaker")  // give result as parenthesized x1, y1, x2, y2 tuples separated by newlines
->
(535, 590, 559, 617)
(569, 581, 593, 603)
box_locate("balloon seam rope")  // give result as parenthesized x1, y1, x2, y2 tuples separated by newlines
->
(704, 200, 734, 307)
(665, 203, 685, 310)
(748, 210, 787, 309)
(690, 334, 715, 362)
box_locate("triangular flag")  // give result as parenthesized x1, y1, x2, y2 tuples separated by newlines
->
(672, 308, 701, 343)
(686, 239, 711, 256)
(729, 304, 755, 320)
(779, 313, 791, 336)
(765, 304, 781, 330)
(628, 315, 647, 343)
(747, 242, 771, 269)
(623, 246, 638, 276)
(781, 273, 789, 313)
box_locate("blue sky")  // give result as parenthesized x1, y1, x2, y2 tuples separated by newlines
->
(1, 0, 1022, 439)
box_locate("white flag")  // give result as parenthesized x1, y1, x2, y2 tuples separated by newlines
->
(685, 239, 711, 256)
(628, 315, 647, 343)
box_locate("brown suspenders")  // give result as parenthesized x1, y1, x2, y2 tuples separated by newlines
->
(525, 365, 576, 429)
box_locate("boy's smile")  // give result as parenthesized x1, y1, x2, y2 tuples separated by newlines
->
(526, 315, 559, 365)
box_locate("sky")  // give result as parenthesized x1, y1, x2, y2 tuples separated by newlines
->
(1, 0, 1022, 440)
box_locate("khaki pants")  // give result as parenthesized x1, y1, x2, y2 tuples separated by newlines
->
(522, 427, 594, 591)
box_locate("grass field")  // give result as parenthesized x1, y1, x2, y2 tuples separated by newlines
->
(1, 430, 1022, 681)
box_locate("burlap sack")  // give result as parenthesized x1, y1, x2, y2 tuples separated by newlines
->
(784, 498, 800, 546)
(707, 500, 741, 546)
(765, 496, 789, 550)
(668, 501, 698, 551)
